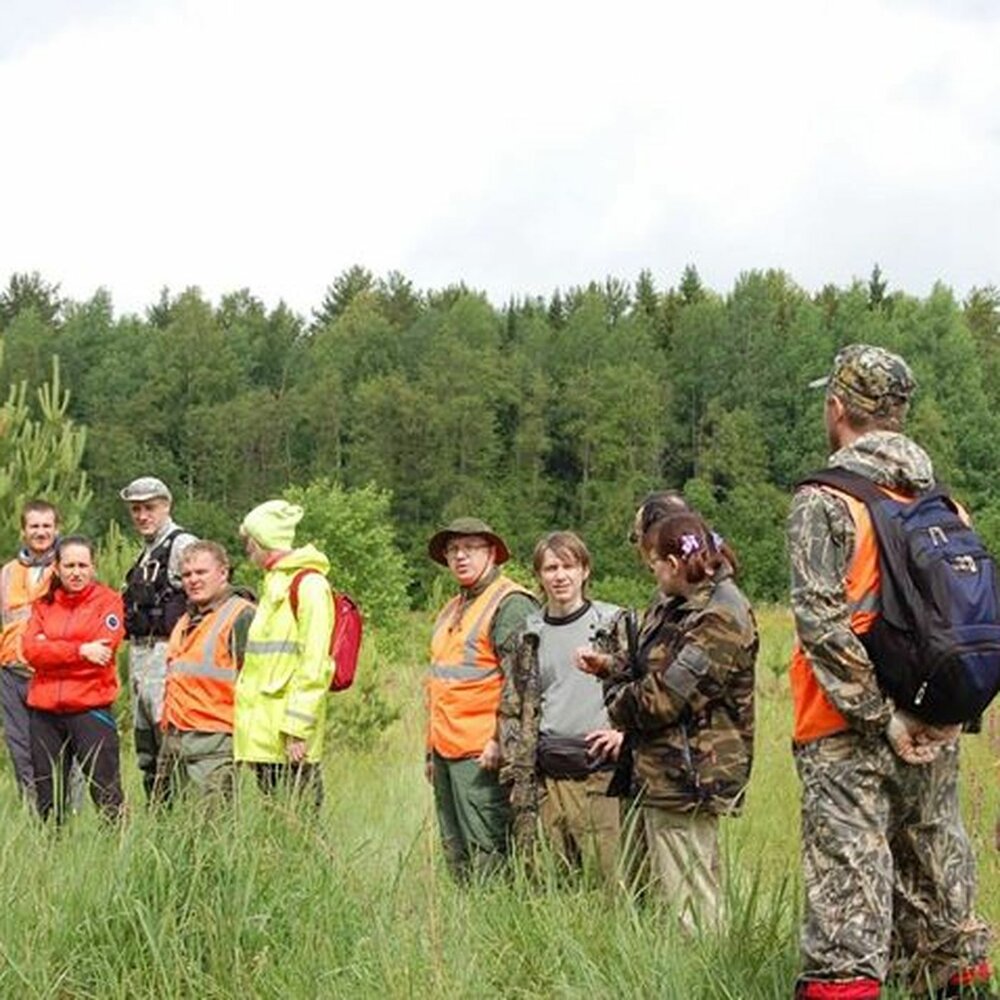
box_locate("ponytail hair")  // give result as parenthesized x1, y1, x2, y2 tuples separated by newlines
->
(631, 490, 689, 544)
(643, 511, 731, 585)
(634, 493, 740, 576)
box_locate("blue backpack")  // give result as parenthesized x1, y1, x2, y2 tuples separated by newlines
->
(800, 467, 1000, 724)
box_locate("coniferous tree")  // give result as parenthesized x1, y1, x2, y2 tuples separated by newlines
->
(312, 265, 375, 331)
(0, 271, 63, 330)
(0, 353, 91, 554)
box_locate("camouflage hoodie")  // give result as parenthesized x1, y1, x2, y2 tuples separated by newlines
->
(787, 430, 935, 734)
(601, 568, 758, 815)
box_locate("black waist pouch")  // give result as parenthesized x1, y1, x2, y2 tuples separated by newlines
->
(537, 734, 610, 779)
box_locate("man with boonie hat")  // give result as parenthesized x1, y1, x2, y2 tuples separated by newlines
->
(425, 516, 537, 879)
(788, 344, 993, 997)
(234, 499, 334, 808)
(120, 475, 197, 802)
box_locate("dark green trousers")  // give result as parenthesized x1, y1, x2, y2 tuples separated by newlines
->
(431, 751, 510, 880)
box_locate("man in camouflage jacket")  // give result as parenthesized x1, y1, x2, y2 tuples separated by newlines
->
(788, 344, 993, 1000)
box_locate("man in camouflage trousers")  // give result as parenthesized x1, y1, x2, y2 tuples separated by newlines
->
(788, 344, 993, 999)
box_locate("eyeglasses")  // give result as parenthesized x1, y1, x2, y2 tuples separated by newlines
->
(445, 541, 491, 559)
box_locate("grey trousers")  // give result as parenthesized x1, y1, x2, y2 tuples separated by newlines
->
(1, 666, 35, 798)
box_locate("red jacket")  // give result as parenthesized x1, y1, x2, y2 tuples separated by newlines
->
(23, 583, 124, 713)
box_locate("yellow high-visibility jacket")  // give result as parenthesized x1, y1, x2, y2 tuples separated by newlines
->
(234, 545, 334, 763)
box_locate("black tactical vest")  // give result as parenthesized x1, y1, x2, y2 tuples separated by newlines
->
(123, 528, 187, 639)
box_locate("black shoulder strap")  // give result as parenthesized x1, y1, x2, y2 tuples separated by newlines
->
(162, 526, 185, 553)
(798, 467, 951, 517)
(625, 608, 639, 666)
(799, 467, 951, 633)
(796, 467, 887, 506)
(140, 526, 185, 564)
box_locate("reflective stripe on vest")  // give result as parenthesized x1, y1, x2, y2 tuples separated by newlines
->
(0, 560, 54, 667)
(244, 639, 301, 656)
(429, 663, 502, 681)
(168, 597, 247, 681)
(790, 483, 910, 743)
(426, 575, 528, 759)
(428, 584, 511, 681)
(163, 594, 251, 733)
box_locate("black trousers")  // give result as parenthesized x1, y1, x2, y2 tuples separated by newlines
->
(29, 706, 125, 823)
(252, 762, 323, 811)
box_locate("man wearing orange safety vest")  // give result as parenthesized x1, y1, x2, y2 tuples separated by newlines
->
(426, 517, 537, 879)
(788, 345, 993, 1000)
(156, 540, 255, 800)
(0, 500, 61, 801)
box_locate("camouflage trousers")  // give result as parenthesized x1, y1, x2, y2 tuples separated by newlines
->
(794, 731, 990, 993)
(128, 640, 169, 801)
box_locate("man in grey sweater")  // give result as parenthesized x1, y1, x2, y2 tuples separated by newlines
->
(499, 531, 622, 881)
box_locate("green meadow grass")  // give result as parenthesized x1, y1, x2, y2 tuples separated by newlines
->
(0, 608, 997, 999)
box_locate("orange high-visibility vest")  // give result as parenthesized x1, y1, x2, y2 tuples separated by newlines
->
(162, 594, 254, 734)
(790, 483, 912, 743)
(0, 559, 55, 667)
(427, 575, 528, 759)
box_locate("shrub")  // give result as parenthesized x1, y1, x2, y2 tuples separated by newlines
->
(283, 479, 411, 631)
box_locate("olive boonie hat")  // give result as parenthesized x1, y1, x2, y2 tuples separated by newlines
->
(428, 517, 510, 566)
(119, 476, 172, 503)
(809, 343, 916, 417)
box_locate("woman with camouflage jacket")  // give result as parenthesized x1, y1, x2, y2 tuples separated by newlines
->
(578, 509, 758, 931)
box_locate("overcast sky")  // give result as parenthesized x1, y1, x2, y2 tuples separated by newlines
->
(2, 0, 998, 318)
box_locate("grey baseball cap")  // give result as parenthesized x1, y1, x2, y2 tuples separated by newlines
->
(119, 476, 172, 503)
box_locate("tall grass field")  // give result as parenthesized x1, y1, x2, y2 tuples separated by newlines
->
(1, 608, 997, 999)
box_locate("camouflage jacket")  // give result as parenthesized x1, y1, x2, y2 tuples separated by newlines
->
(599, 569, 758, 815)
(788, 431, 934, 734)
(498, 601, 619, 852)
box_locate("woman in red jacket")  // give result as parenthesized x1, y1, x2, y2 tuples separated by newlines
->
(22, 535, 125, 822)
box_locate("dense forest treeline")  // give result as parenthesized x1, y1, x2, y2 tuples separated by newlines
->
(1, 265, 999, 604)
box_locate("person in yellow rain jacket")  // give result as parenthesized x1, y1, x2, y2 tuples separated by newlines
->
(234, 500, 334, 808)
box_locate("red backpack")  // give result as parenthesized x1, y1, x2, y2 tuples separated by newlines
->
(288, 570, 363, 692)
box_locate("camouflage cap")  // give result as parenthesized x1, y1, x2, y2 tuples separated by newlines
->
(809, 343, 916, 416)
(428, 516, 510, 566)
